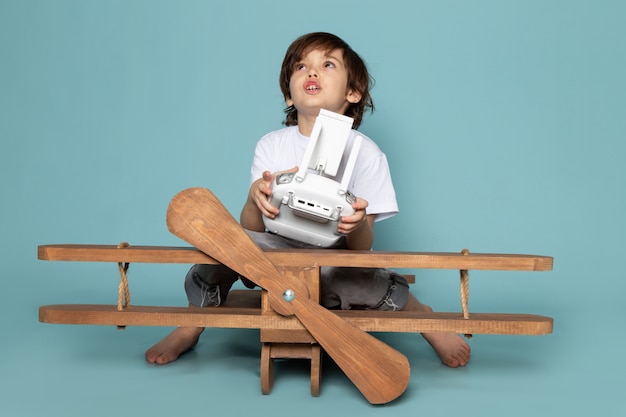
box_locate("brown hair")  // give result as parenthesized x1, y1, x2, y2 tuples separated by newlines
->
(279, 32, 374, 129)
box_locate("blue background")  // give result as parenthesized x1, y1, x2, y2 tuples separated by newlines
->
(1, 0, 624, 415)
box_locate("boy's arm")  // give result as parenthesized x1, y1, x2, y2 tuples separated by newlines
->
(240, 171, 277, 232)
(340, 198, 375, 250)
(240, 167, 298, 231)
(239, 199, 266, 232)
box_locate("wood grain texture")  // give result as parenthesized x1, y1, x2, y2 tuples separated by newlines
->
(39, 244, 553, 271)
(164, 187, 410, 404)
(39, 303, 552, 335)
(37, 188, 555, 403)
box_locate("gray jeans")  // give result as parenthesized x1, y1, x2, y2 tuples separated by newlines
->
(184, 230, 409, 311)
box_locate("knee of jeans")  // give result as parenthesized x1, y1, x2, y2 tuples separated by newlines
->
(183, 265, 217, 306)
(187, 264, 237, 286)
(184, 273, 205, 307)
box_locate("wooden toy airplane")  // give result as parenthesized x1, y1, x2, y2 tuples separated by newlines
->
(38, 188, 553, 404)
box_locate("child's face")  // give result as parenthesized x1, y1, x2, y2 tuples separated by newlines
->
(286, 48, 361, 120)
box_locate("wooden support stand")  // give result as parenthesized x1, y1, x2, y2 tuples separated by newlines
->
(38, 244, 553, 396)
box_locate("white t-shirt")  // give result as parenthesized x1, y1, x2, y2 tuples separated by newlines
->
(250, 126, 399, 222)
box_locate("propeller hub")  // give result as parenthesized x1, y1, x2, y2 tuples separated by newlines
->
(282, 289, 295, 302)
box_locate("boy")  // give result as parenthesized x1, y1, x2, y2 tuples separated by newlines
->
(146, 32, 470, 368)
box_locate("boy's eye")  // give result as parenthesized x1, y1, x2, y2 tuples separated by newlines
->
(295, 64, 306, 71)
(324, 61, 336, 68)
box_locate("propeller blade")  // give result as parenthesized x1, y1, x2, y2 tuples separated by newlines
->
(166, 187, 409, 404)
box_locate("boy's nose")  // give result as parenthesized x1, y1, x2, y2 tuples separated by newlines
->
(307, 69, 318, 78)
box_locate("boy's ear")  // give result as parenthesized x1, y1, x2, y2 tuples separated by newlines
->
(347, 89, 362, 104)
(285, 96, 294, 107)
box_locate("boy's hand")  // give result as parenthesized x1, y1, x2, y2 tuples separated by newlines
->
(337, 197, 369, 235)
(248, 167, 298, 219)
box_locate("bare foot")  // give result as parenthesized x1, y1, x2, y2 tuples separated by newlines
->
(401, 294, 471, 367)
(145, 327, 204, 365)
(422, 332, 471, 368)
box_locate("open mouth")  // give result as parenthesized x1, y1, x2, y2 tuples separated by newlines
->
(304, 81, 320, 93)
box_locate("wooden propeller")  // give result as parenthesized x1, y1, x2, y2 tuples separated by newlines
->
(166, 187, 410, 404)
